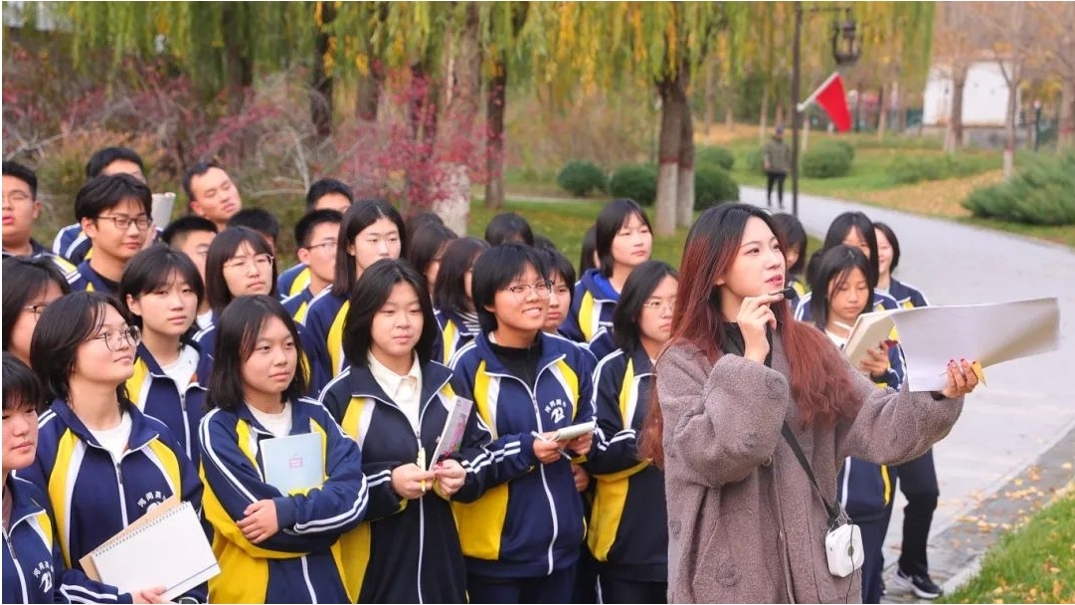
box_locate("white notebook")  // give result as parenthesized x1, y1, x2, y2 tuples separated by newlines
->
(82, 499, 218, 601)
(261, 432, 324, 494)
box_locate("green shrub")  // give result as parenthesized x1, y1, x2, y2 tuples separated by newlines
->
(745, 148, 767, 175)
(962, 151, 1075, 225)
(890, 154, 998, 185)
(696, 146, 735, 171)
(801, 143, 853, 178)
(831, 139, 855, 162)
(608, 164, 658, 206)
(694, 167, 740, 210)
(556, 160, 607, 197)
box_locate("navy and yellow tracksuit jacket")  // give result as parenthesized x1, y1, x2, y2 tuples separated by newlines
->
(282, 286, 316, 325)
(2, 476, 127, 604)
(887, 278, 929, 310)
(52, 223, 92, 265)
(15, 401, 205, 602)
(433, 309, 478, 365)
(125, 342, 209, 467)
(448, 332, 596, 579)
(74, 260, 117, 295)
(319, 360, 504, 603)
(834, 335, 907, 523)
(277, 263, 311, 299)
(2, 241, 87, 291)
(197, 397, 368, 604)
(584, 347, 667, 582)
(300, 290, 348, 395)
(562, 269, 618, 355)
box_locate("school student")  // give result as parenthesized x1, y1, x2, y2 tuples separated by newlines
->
(319, 259, 501, 602)
(282, 209, 343, 324)
(484, 212, 535, 246)
(302, 199, 406, 394)
(183, 161, 242, 232)
(432, 237, 490, 364)
(449, 244, 596, 604)
(192, 226, 277, 364)
(160, 216, 218, 331)
(3, 353, 143, 604)
(18, 292, 204, 603)
(278, 178, 355, 298)
(406, 221, 458, 296)
(2, 256, 71, 365)
(0, 162, 78, 287)
(796, 211, 899, 322)
(636, 204, 975, 603)
(585, 261, 677, 604)
(227, 208, 280, 255)
(197, 296, 368, 604)
(771, 212, 809, 310)
(119, 246, 209, 466)
(808, 245, 905, 604)
(875, 221, 942, 600)
(72, 174, 154, 295)
(52, 147, 148, 265)
(563, 199, 653, 356)
(540, 248, 576, 339)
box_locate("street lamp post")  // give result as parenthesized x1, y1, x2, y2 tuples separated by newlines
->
(790, 3, 861, 218)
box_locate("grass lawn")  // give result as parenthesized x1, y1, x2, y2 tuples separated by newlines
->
(940, 484, 1075, 604)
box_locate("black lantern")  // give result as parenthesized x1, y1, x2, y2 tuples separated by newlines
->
(831, 11, 861, 66)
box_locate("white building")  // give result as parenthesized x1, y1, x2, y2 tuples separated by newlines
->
(923, 60, 1020, 128)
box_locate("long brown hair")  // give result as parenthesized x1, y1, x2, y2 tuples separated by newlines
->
(639, 204, 857, 469)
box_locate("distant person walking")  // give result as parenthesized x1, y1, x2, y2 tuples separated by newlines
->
(763, 127, 791, 209)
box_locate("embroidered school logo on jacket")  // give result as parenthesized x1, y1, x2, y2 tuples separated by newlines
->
(544, 398, 568, 424)
(33, 560, 54, 594)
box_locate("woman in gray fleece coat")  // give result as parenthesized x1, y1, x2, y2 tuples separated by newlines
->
(639, 204, 978, 604)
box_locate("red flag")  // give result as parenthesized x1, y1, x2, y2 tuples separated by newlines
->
(811, 72, 852, 132)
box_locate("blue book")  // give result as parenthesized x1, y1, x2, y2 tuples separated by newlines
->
(261, 432, 324, 494)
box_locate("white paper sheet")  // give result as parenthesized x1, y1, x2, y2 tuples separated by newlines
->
(844, 297, 1060, 392)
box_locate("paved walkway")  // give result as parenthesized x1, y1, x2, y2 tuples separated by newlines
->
(739, 186, 1075, 600)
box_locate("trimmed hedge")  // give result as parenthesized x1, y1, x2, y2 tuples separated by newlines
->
(889, 154, 998, 185)
(696, 146, 735, 171)
(962, 151, 1075, 226)
(609, 164, 658, 206)
(801, 142, 853, 178)
(557, 160, 607, 197)
(694, 166, 740, 210)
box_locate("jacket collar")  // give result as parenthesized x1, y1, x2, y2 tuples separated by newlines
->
(233, 397, 315, 437)
(472, 331, 566, 378)
(133, 341, 207, 389)
(579, 268, 619, 304)
(4, 476, 48, 532)
(626, 345, 654, 377)
(345, 360, 453, 411)
(49, 399, 161, 453)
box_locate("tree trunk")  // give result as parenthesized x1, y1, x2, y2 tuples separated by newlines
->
(759, 88, 769, 145)
(677, 88, 695, 229)
(801, 107, 810, 152)
(484, 57, 507, 210)
(435, 1, 481, 234)
(947, 69, 967, 154)
(877, 85, 888, 140)
(655, 78, 682, 237)
(894, 80, 906, 132)
(355, 59, 385, 122)
(1059, 78, 1075, 149)
(310, 1, 336, 140)
(1003, 69, 1018, 180)
(221, 2, 254, 117)
(724, 105, 735, 131)
(704, 59, 715, 139)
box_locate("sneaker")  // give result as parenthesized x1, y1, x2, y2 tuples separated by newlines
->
(892, 569, 943, 600)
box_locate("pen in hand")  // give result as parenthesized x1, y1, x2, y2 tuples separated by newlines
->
(530, 431, 570, 458)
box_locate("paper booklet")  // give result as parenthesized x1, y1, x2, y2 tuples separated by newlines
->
(80, 497, 219, 601)
(428, 396, 474, 468)
(552, 420, 597, 442)
(843, 297, 1060, 392)
(260, 432, 324, 495)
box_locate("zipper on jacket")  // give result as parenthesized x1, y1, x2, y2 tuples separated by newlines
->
(179, 391, 192, 460)
(484, 355, 566, 576)
(3, 528, 29, 601)
(416, 489, 426, 604)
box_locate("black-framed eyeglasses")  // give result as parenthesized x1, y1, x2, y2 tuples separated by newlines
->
(506, 280, 553, 300)
(96, 214, 150, 231)
(302, 240, 337, 252)
(23, 304, 49, 321)
(88, 327, 142, 352)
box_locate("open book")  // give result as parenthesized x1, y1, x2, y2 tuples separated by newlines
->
(843, 297, 1060, 391)
(80, 497, 218, 601)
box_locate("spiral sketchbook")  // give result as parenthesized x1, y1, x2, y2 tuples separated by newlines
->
(80, 497, 219, 600)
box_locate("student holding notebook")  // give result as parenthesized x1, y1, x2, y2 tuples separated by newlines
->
(319, 259, 505, 603)
(17, 292, 203, 603)
(198, 295, 368, 604)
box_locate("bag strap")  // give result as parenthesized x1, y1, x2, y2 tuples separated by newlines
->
(781, 422, 841, 525)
